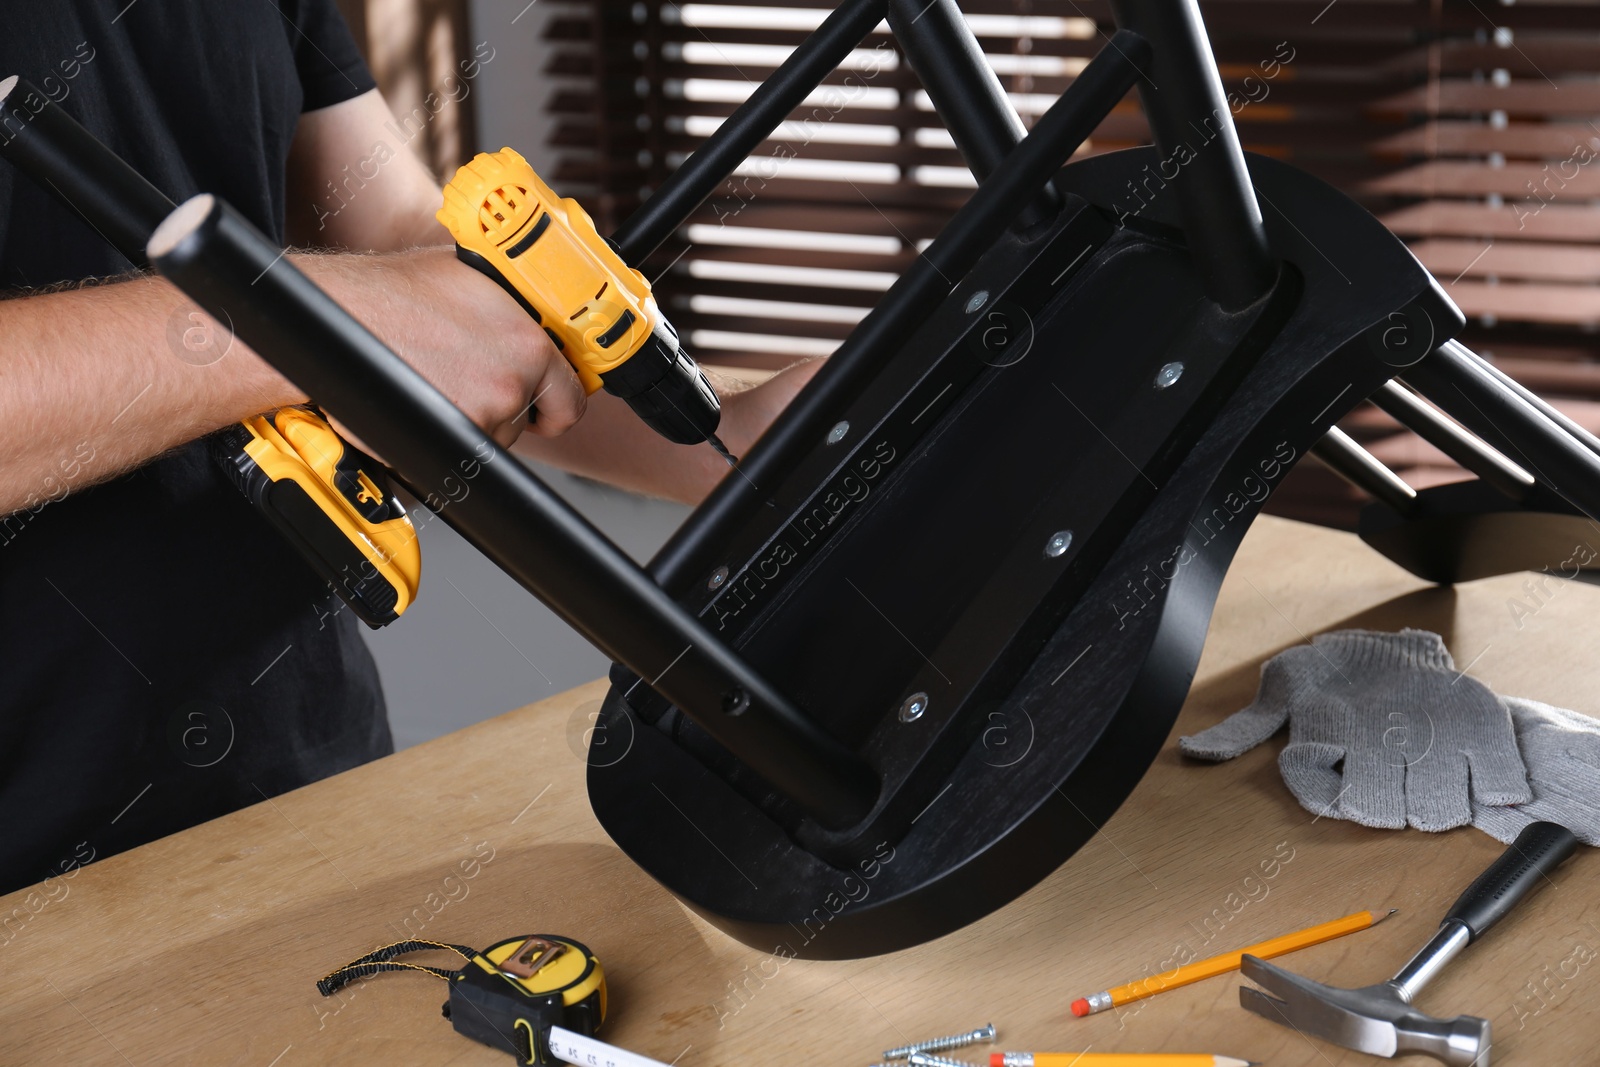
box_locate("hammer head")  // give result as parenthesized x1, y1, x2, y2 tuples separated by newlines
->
(1239, 954, 1491, 1066)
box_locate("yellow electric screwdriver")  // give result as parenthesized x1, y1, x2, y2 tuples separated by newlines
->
(438, 148, 734, 462)
(217, 151, 729, 631)
(213, 409, 421, 628)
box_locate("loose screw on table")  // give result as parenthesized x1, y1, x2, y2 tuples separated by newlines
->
(907, 1053, 980, 1067)
(888, 1024, 996, 1060)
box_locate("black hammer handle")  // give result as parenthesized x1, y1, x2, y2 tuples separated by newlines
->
(1444, 821, 1578, 943)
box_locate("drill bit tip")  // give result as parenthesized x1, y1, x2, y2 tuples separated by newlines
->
(707, 433, 737, 466)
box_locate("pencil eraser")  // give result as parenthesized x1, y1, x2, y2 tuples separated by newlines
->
(990, 1054, 1003, 1067)
(1070, 997, 1090, 1017)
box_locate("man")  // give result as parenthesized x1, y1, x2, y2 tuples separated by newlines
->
(0, 1, 811, 895)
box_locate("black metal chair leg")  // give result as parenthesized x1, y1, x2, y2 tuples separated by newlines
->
(1370, 381, 1535, 503)
(888, 0, 1060, 226)
(1446, 341, 1600, 460)
(611, 0, 889, 265)
(0, 76, 172, 265)
(1108, 0, 1276, 310)
(1405, 342, 1600, 524)
(1310, 428, 1418, 516)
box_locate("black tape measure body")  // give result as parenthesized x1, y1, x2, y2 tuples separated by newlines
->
(445, 935, 606, 1064)
(317, 934, 606, 1064)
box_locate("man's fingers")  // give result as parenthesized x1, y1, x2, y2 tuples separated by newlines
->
(522, 356, 587, 438)
(491, 407, 528, 449)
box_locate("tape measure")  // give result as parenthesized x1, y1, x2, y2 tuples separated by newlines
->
(317, 935, 605, 1065)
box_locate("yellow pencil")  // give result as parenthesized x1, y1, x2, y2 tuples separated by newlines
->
(991, 1055, 1255, 1067)
(1071, 907, 1395, 1016)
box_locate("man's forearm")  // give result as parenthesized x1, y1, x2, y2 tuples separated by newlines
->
(0, 272, 303, 517)
(514, 362, 822, 505)
(0, 246, 577, 519)
(513, 390, 737, 505)
(1, 84, 455, 520)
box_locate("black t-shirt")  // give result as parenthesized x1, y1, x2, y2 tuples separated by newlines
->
(0, 1, 390, 895)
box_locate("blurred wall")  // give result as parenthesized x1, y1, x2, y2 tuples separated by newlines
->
(466, 0, 562, 166)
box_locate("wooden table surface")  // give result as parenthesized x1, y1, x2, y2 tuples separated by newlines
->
(4, 516, 1597, 1066)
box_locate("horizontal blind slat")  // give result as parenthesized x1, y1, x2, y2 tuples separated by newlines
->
(546, 0, 1600, 435)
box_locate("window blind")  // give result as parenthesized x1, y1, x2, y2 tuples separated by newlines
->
(546, 0, 1600, 525)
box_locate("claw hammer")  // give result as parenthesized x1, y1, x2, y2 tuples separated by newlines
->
(1239, 821, 1579, 1066)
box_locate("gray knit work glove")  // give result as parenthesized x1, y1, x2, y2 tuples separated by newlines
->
(1474, 697, 1600, 847)
(1180, 629, 1531, 830)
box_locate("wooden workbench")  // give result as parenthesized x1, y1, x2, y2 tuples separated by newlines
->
(4, 516, 1597, 1065)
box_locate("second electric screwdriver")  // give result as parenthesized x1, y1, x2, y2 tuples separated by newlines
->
(438, 148, 734, 463)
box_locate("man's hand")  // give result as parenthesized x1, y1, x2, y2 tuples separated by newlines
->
(282, 93, 588, 449)
(307, 247, 583, 448)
